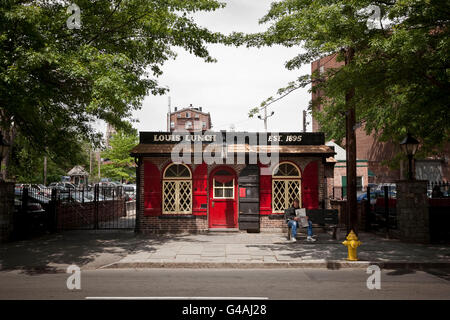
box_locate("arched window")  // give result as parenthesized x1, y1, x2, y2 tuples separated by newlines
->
(162, 163, 192, 214)
(272, 162, 301, 212)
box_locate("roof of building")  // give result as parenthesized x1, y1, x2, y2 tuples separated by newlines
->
(171, 107, 210, 116)
(170, 107, 212, 128)
(130, 143, 336, 157)
(67, 165, 89, 176)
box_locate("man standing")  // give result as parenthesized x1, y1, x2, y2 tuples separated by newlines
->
(284, 199, 316, 242)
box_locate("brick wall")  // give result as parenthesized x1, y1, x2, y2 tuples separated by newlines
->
(260, 215, 287, 232)
(57, 200, 125, 230)
(396, 180, 430, 243)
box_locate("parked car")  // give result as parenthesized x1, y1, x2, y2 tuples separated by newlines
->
(357, 190, 396, 204)
(14, 197, 46, 215)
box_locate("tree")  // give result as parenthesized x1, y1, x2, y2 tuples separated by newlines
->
(229, 0, 449, 157)
(0, 0, 226, 179)
(7, 132, 87, 183)
(101, 130, 138, 183)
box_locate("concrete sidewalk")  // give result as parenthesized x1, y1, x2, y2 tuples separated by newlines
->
(104, 230, 450, 269)
(1, 230, 450, 273)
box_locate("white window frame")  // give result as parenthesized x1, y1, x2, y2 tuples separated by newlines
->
(213, 178, 235, 199)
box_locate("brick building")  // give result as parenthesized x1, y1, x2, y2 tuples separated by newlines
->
(130, 131, 335, 233)
(312, 54, 402, 194)
(168, 104, 212, 132)
(311, 54, 449, 191)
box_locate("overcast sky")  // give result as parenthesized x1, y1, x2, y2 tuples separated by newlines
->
(129, 0, 311, 134)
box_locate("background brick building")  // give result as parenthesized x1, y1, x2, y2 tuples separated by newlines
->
(168, 104, 212, 132)
(311, 54, 449, 194)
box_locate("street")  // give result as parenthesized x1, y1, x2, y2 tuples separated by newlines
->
(0, 268, 449, 300)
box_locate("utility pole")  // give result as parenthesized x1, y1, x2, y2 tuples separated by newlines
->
(43, 156, 47, 186)
(97, 151, 101, 180)
(89, 148, 92, 176)
(344, 47, 358, 235)
(167, 96, 171, 131)
(303, 110, 307, 132)
(258, 105, 275, 131)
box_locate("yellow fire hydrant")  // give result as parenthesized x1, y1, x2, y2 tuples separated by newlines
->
(342, 230, 362, 261)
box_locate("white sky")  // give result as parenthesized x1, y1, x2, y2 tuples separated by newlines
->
(127, 0, 312, 134)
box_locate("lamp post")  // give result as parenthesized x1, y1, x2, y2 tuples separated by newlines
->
(0, 132, 11, 181)
(399, 133, 419, 180)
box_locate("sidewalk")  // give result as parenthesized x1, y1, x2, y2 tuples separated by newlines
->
(104, 230, 450, 269)
(1, 230, 450, 273)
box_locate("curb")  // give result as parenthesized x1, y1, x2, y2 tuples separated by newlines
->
(101, 261, 450, 270)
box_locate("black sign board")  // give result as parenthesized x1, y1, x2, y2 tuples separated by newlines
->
(139, 131, 325, 146)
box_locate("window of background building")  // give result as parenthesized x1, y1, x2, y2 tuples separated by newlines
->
(185, 121, 192, 129)
(170, 121, 174, 129)
(341, 176, 363, 198)
(202, 121, 206, 128)
(186, 112, 190, 118)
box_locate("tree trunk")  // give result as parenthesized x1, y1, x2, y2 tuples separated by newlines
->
(344, 47, 358, 235)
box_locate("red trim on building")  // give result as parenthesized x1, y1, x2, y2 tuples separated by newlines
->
(302, 160, 319, 209)
(193, 163, 208, 216)
(143, 160, 162, 216)
(259, 162, 272, 215)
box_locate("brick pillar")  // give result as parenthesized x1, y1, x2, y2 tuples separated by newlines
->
(0, 182, 14, 242)
(396, 180, 430, 243)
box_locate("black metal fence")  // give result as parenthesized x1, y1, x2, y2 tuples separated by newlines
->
(13, 185, 136, 237)
(428, 181, 450, 198)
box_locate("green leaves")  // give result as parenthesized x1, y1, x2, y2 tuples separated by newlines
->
(101, 130, 138, 182)
(239, 0, 449, 158)
(1, 0, 225, 167)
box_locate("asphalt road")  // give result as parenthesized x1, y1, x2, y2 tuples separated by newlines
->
(0, 268, 449, 300)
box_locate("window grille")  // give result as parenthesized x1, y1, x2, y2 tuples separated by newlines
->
(162, 164, 192, 214)
(272, 162, 301, 212)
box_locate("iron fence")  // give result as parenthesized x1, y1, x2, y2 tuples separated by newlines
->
(13, 185, 136, 235)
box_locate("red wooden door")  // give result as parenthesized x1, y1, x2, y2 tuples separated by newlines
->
(209, 167, 237, 228)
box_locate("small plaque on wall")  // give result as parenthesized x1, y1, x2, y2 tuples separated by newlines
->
(239, 188, 246, 198)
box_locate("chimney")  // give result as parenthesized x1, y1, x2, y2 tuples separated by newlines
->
(199, 107, 202, 111)
(174, 107, 177, 111)
(189, 104, 193, 108)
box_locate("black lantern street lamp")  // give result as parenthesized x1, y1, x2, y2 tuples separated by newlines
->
(0, 132, 11, 181)
(400, 133, 419, 180)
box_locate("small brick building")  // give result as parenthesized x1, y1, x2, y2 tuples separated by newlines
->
(168, 105, 212, 132)
(130, 131, 336, 233)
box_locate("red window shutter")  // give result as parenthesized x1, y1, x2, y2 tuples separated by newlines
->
(302, 161, 319, 209)
(193, 163, 207, 215)
(144, 161, 161, 216)
(259, 163, 272, 215)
